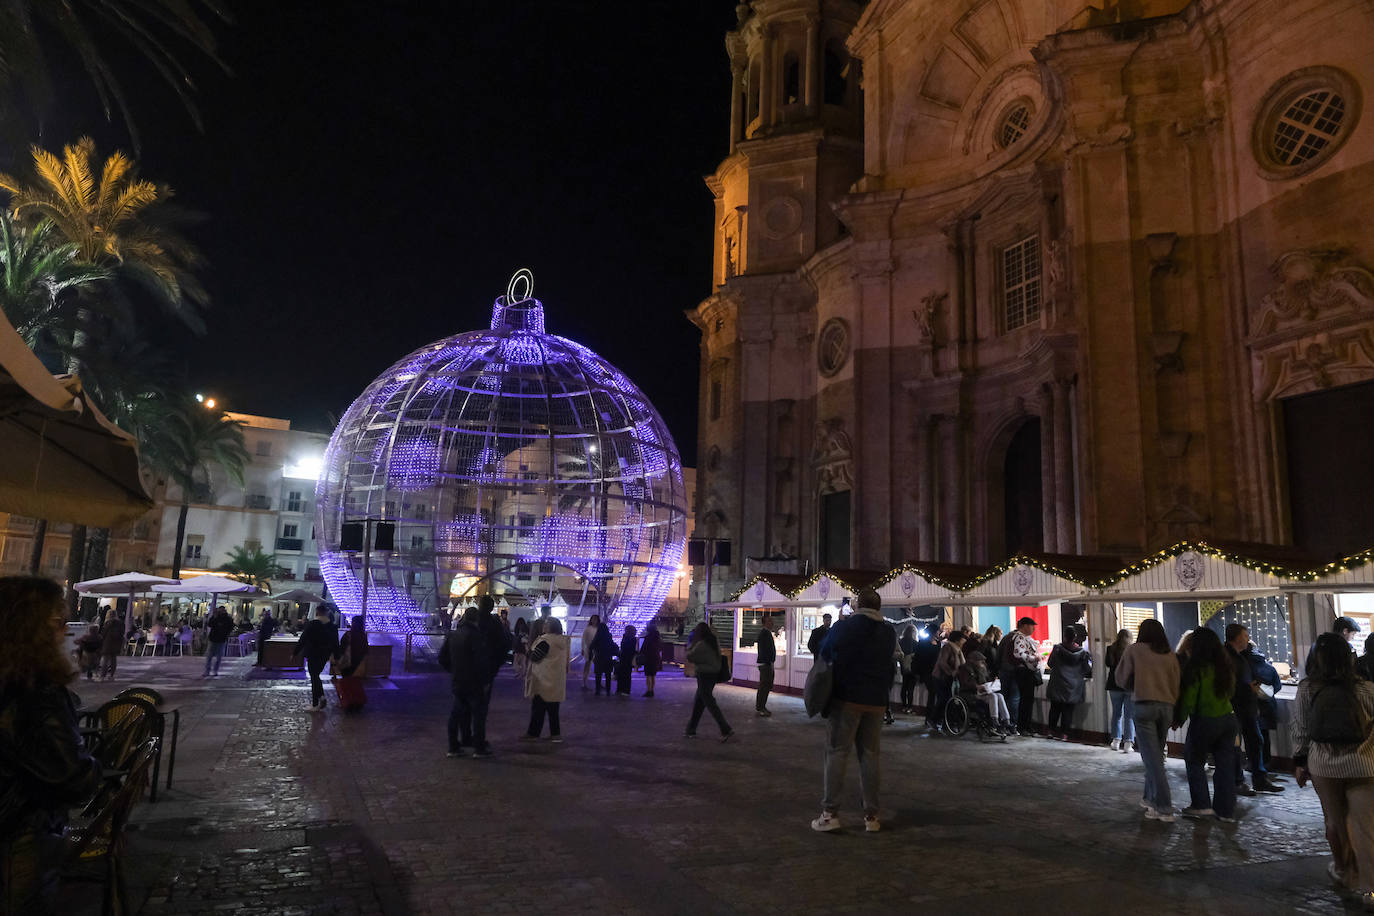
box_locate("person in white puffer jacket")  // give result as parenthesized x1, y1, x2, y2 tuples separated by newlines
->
(524, 619, 571, 742)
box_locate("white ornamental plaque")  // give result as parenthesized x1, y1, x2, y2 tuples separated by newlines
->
(1174, 551, 1205, 591)
(1012, 565, 1034, 596)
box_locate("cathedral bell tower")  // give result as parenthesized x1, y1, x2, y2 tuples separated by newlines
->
(711, 0, 866, 286)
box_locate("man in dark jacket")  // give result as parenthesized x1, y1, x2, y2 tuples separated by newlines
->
(1225, 624, 1283, 795)
(755, 615, 779, 717)
(912, 629, 942, 729)
(444, 595, 510, 758)
(202, 606, 235, 677)
(812, 589, 896, 834)
(256, 610, 277, 667)
(807, 613, 833, 656)
(293, 606, 339, 710)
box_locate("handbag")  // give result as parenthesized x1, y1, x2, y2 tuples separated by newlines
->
(715, 652, 732, 683)
(804, 654, 833, 718)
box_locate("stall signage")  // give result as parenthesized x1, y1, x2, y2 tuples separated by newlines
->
(1175, 551, 1205, 591)
(900, 571, 916, 598)
(1013, 565, 1034, 596)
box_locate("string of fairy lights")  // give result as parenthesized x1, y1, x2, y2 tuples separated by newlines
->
(725, 539, 1374, 603)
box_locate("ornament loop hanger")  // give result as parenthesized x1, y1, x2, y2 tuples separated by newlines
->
(507, 268, 535, 304)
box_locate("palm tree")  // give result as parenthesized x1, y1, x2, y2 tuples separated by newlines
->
(141, 397, 250, 580)
(0, 0, 230, 153)
(218, 545, 283, 592)
(0, 214, 108, 356)
(0, 137, 208, 334)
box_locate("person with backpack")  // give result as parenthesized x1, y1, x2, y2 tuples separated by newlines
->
(811, 589, 896, 834)
(998, 616, 1043, 737)
(443, 595, 510, 758)
(1176, 627, 1240, 822)
(1105, 629, 1135, 752)
(1046, 625, 1092, 741)
(1294, 632, 1374, 908)
(683, 622, 733, 741)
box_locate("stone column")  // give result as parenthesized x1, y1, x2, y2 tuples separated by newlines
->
(1054, 378, 1076, 553)
(804, 15, 820, 115)
(729, 62, 745, 153)
(939, 414, 965, 563)
(915, 415, 935, 559)
(759, 27, 775, 128)
(1040, 386, 1058, 554)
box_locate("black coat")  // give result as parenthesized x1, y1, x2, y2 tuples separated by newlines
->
(0, 683, 101, 839)
(294, 619, 339, 664)
(820, 612, 897, 707)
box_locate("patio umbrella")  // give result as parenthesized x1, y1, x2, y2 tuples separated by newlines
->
(267, 588, 329, 604)
(75, 572, 180, 637)
(0, 308, 153, 526)
(160, 574, 262, 618)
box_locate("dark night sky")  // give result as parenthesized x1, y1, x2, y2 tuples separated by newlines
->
(37, 1, 738, 457)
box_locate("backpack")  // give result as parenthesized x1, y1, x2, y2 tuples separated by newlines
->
(1308, 682, 1369, 745)
(804, 654, 833, 718)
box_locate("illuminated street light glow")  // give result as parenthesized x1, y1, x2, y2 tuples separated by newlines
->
(315, 272, 688, 634)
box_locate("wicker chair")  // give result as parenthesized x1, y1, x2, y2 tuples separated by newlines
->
(63, 738, 159, 916)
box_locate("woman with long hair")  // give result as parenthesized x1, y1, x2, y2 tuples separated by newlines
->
(982, 625, 1003, 662)
(640, 623, 663, 697)
(524, 618, 570, 742)
(1116, 618, 1181, 822)
(512, 616, 530, 677)
(898, 625, 919, 714)
(1295, 633, 1374, 906)
(684, 622, 733, 741)
(1177, 627, 1239, 821)
(1046, 625, 1092, 741)
(0, 577, 101, 914)
(1105, 628, 1135, 752)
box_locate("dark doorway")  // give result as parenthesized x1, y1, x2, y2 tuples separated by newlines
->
(1004, 419, 1043, 557)
(820, 490, 851, 569)
(1283, 379, 1374, 558)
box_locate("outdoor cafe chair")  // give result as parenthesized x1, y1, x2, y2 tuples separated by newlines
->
(123, 635, 140, 656)
(111, 687, 180, 795)
(63, 737, 158, 916)
(81, 695, 168, 803)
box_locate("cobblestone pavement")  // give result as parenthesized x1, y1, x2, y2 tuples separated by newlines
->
(60, 655, 1364, 915)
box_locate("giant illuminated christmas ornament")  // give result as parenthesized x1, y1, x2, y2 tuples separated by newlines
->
(315, 270, 688, 634)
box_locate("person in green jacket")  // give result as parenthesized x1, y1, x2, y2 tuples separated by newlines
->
(1178, 626, 1240, 822)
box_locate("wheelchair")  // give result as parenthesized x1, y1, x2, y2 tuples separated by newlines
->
(943, 684, 1007, 742)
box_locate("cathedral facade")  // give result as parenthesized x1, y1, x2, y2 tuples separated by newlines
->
(690, 0, 1374, 598)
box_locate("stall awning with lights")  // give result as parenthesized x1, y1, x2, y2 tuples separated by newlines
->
(945, 554, 1124, 606)
(788, 570, 880, 606)
(1281, 546, 1374, 592)
(1090, 541, 1294, 601)
(713, 574, 806, 608)
(873, 562, 979, 605)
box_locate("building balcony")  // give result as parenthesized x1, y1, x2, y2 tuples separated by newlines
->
(276, 537, 304, 552)
(245, 494, 272, 510)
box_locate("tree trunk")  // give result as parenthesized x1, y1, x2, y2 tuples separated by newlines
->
(26, 518, 47, 574)
(84, 527, 109, 579)
(171, 497, 189, 580)
(64, 524, 87, 618)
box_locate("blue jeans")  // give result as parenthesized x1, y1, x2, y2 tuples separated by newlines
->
(1133, 700, 1174, 811)
(203, 640, 226, 675)
(1109, 690, 1135, 742)
(1232, 711, 1267, 783)
(1184, 713, 1239, 816)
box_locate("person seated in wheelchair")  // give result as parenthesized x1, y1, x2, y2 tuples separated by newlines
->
(955, 639, 1014, 737)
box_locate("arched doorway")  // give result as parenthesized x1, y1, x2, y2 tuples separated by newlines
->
(1004, 419, 1043, 557)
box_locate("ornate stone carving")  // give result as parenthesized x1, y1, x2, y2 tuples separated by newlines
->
(1256, 249, 1374, 332)
(817, 318, 850, 377)
(914, 291, 946, 344)
(1249, 249, 1374, 399)
(812, 418, 854, 494)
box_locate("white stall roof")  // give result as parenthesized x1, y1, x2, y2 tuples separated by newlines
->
(946, 555, 1121, 605)
(789, 571, 873, 606)
(715, 574, 805, 608)
(1283, 547, 1374, 592)
(1091, 542, 1288, 601)
(873, 563, 978, 605)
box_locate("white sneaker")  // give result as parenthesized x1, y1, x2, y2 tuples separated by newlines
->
(864, 816, 881, 833)
(1144, 807, 1176, 823)
(1109, 739, 1120, 751)
(1121, 742, 1132, 754)
(811, 812, 842, 832)
(1181, 807, 1214, 819)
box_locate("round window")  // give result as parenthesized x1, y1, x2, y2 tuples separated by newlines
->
(1255, 69, 1361, 178)
(997, 101, 1033, 149)
(817, 318, 850, 377)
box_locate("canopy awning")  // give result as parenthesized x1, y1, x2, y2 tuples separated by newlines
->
(0, 308, 153, 527)
(160, 574, 262, 595)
